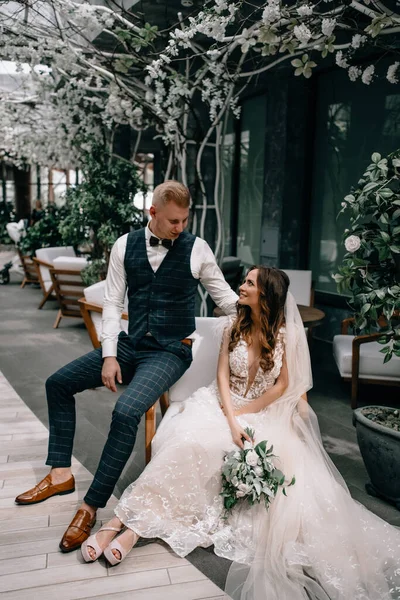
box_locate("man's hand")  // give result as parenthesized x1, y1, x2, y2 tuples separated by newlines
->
(102, 357, 122, 392)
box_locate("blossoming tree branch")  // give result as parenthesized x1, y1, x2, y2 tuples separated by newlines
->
(0, 0, 399, 312)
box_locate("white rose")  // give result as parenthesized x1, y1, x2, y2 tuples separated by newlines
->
(231, 476, 239, 487)
(236, 483, 252, 497)
(243, 440, 253, 451)
(254, 466, 263, 477)
(246, 450, 259, 467)
(392, 158, 400, 168)
(345, 235, 361, 253)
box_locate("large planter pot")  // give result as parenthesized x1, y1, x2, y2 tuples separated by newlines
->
(353, 406, 400, 510)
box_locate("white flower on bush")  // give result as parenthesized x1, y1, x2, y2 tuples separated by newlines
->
(246, 450, 259, 467)
(294, 24, 312, 44)
(236, 483, 252, 498)
(348, 66, 362, 82)
(362, 65, 374, 85)
(351, 34, 366, 49)
(297, 4, 313, 17)
(345, 235, 361, 253)
(392, 158, 400, 168)
(387, 63, 399, 85)
(321, 18, 336, 37)
(254, 466, 263, 477)
(231, 476, 239, 487)
(335, 51, 349, 69)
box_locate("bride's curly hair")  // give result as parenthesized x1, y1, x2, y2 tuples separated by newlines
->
(229, 266, 290, 373)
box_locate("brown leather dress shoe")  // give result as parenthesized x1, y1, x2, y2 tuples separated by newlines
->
(59, 509, 97, 553)
(15, 474, 75, 505)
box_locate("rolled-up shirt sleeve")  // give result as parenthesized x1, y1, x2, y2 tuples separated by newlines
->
(197, 241, 239, 315)
(101, 236, 128, 358)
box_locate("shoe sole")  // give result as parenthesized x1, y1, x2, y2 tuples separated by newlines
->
(15, 487, 75, 506)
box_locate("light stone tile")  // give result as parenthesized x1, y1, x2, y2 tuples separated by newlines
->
(0, 567, 169, 600)
(0, 538, 64, 561)
(0, 436, 12, 442)
(0, 515, 48, 532)
(0, 414, 41, 424)
(7, 451, 48, 463)
(0, 456, 8, 463)
(0, 422, 46, 435)
(0, 554, 47, 577)
(11, 433, 48, 441)
(0, 411, 18, 418)
(168, 564, 208, 584)
(0, 561, 107, 593)
(85, 580, 225, 600)
(108, 552, 189, 577)
(0, 500, 86, 520)
(0, 524, 66, 546)
(0, 440, 47, 452)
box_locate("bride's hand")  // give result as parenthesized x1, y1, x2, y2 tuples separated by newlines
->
(229, 421, 252, 449)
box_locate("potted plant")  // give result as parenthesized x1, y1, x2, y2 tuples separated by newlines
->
(353, 407, 400, 509)
(333, 150, 400, 362)
(59, 146, 144, 285)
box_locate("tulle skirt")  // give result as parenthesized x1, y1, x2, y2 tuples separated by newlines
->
(115, 382, 400, 600)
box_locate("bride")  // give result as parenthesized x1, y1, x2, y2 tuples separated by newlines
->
(81, 266, 400, 600)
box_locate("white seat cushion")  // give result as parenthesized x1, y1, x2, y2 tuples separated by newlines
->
(52, 256, 88, 271)
(36, 246, 76, 283)
(83, 280, 128, 340)
(169, 317, 224, 403)
(333, 335, 400, 381)
(281, 269, 312, 306)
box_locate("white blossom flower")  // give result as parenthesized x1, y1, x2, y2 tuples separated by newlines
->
(345, 235, 361, 253)
(341, 202, 347, 208)
(246, 450, 259, 467)
(243, 440, 253, 450)
(321, 18, 336, 37)
(335, 51, 349, 69)
(236, 483, 252, 497)
(362, 65, 375, 85)
(254, 466, 263, 477)
(387, 62, 399, 85)
(262, 1, 281, 25)
(294, 24, 312, 44)
(297, 4, 313, 17)
(392, 158, 400, 168)
(348, 66, 362, 82)
(351, 34, 366, 49)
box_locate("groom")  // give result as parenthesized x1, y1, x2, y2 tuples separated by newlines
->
(15, 181, 239, 552)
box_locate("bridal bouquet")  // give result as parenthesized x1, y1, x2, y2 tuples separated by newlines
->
(221, 428, 295, 514)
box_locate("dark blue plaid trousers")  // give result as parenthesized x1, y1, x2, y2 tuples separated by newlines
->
(45, 333, 192, 508)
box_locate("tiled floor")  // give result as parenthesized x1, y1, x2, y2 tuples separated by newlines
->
(0, 371, 227, 600)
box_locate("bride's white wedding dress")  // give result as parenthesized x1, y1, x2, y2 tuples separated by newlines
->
(115, 295, 400, 600)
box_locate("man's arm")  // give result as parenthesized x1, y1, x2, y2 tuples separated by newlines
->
(101, 236, 128, 358)
(197, 241, 239, 315)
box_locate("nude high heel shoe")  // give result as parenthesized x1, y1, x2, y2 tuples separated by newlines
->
(81, 526, 122, 563)
(103, 530, 138, 566)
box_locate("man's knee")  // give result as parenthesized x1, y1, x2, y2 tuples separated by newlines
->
(112, 396, 151, 429)
(45, 370, 66, 395)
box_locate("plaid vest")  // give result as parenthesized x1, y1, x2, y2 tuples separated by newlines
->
(124, 228, 198, 346)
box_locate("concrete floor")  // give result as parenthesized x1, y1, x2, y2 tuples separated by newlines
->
(0, 251, 399, 589)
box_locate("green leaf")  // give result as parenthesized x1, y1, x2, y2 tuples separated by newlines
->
(392, 226, 400, 237)
(380, 231, 390, 242)
(383, 351, 393, 364)
(361, 303, 371, 315)
(390, 246, 400, 253)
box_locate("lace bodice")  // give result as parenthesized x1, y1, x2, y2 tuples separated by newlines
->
(226, 327, 285, 408)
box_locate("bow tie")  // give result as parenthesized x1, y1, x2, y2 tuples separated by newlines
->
(149, 235, 173, 249)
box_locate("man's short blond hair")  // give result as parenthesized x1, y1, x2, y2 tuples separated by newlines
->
(152, 181, 191, 208)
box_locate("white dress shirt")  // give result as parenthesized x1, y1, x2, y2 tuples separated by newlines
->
(101, 225, 239, 357)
